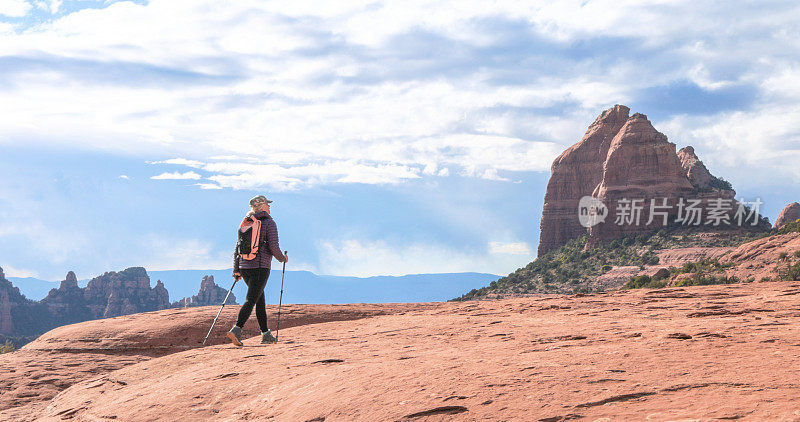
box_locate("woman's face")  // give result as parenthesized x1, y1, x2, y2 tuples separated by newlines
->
(251, 202, 270, 213)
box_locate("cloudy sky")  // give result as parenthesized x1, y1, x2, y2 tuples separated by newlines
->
(1, 0, 799, 280)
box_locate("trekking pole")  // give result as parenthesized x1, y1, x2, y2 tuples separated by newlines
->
(202, 277, 239, 345)
(275, 251, 287, 342)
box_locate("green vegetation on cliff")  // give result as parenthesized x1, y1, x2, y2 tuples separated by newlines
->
(456, 225, 769, 300)
(777, 219, 800, 235)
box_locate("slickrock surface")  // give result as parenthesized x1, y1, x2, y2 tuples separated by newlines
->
(0, 303, 419, 420)
(775, 202, 800, 230)
(722, 232, 800, 280)
(656, 247, 733, 267)
(5, 282, 800, 421)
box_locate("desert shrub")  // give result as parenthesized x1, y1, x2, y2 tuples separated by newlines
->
(780, 262, 800, 281)
(601, 264, 612, 272)
(0, 340, 15, 354)
(674, 273, 738, 287)
(779, 252, 789, 261)
(777, 219, 800, 235)
(794, 251, 800, 258)
(708, 176, 733, 191)
(624, 275, 652, 289)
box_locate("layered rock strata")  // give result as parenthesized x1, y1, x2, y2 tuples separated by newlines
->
(539, 105, 746, 255)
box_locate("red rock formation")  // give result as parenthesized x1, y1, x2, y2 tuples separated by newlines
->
(538, 105, 630, 256)
(1, 267, 172, 341)
(41, 271, 91, 326)
(171, 275, 237, 308)
(774, 202, 800, 229)
(0, 267, 50, 337)
(539, 106, 747, 255)
(678, 146, 715, 189)
(83, 267, 170, 318)
(588, 113, 695, 243)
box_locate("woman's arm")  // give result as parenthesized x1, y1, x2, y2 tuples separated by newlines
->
(265, 219, 287, 263)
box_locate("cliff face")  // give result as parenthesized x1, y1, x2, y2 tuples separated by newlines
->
(84, 267, 170, 319)
(2, 267, 171, 340)
(0, 268, 14, 335)
(538, 105, 630, 256)
(0, 267, 51, 337)
(539, 105, 742, 255)
(171, 275, 237, 308)
(40, 272, 91, 326)
(588, 113, 695, 244)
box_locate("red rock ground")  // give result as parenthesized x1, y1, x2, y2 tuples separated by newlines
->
(0, 303, 422, 420)
(3, 282, 800, 421)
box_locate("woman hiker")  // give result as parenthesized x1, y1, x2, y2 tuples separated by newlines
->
(228, 195, 288, 346)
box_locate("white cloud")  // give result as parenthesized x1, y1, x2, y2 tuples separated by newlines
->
(0, 0, 798, 193)
(33, 0, 60, 14)
(1, 265, 39, 278)
(658, 102, 800, 188)
(317, 237, 531, 276)
(118, 174, 130, 179)
(479, 169, 512, 182)
(150, 171, 202, 180)
(150, 158, 205, 168)
(0, 0, 31, 17)
(488, 241, 532, 255)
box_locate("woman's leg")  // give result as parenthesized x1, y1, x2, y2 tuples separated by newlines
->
(236, 269, 264, 328)
(253, 268, 271, 332)
(236, 268, 270, 328)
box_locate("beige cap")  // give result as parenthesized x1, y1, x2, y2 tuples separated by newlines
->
(249, 195, 273, 206)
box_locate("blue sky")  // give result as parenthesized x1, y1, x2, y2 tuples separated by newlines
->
(1, 0, 799, 280)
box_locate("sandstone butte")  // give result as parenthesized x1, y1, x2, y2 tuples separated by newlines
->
(539, 105, 737, 256)
(775, 202, 800, 230)
(2, 276, 800, 421)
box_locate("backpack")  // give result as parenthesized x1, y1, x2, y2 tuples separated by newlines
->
(236, 215, 269, 260)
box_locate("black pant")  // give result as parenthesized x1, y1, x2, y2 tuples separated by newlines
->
(236, 268, 270, 331)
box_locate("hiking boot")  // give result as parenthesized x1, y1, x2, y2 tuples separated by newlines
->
(227, 325, 243, 347)
(261, 330, 277, 344)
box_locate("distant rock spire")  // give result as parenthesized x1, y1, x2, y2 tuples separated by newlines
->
(61, 271, 79, 289)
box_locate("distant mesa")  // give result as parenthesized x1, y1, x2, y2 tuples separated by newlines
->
(538, 104, 742, 256)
